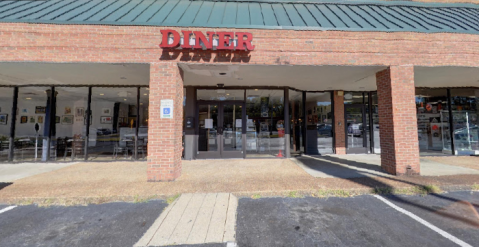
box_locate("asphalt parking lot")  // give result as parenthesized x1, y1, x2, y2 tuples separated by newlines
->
(0, 201, 168, 247)
(0, 191, 478, 247)
(236, 191, 479, 247)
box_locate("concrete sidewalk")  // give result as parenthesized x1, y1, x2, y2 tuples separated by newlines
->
(0, 162, 77, 182)
(135, 193, 237, 247)
(294, 154, 479, 178)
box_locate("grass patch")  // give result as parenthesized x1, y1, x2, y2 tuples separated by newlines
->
(166, 194, 180, 204)
(251, 194, 261, 199)
(134, 194, 157, 204)
(373, 185, 442, 196)
(472, 183, 479, 191)
(287, 191, 304, 198)
(314, 189, 353, 198)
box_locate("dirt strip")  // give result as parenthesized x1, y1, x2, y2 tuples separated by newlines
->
(0, 159, 478, 206)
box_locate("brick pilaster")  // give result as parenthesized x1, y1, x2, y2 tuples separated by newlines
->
(147, 62, 184, 181)
(376, 66, 420, 175)
(333, 91, 346, 155)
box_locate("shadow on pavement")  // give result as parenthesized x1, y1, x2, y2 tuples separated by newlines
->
(294, 155, 479, 228)
(0, 182, 12, 191)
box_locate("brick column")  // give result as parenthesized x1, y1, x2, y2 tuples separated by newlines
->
(147, 62, 184, 181)
(333, 91, 346, 155)
(376, 66, 420, 175)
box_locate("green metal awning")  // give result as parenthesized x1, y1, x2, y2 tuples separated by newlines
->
(0, 0, 478, 34)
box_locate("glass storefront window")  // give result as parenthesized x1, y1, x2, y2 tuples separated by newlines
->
(245, 89, 285, 158)
(54, 87, 89, 161)
(197, 89, 244, 101)
(305, 92, 333, 154)
(289, 90, 303, 154)
(138, 87, 149, 160)
(450, 88, 479, 155)
(415, 88, 450, 153)
(371, 92, 380, 153)
(0, 88, 13, 162)
(14, 87, 51, 162)
(88, 87, 138, 160)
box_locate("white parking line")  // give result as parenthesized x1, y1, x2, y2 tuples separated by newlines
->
(0, 206, 16, 214)
(374, 195, 472, 247)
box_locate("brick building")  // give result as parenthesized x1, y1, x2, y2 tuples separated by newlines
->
(0, 0, 478, 181)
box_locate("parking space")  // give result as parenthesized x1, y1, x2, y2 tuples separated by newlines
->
(383, 191, 479, 245)
(236, 192, 478, 247)
(0, 201, 167, 247)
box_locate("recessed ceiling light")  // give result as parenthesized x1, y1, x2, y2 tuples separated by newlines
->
(26, 97, 31, 100)
(100, 93, 104, 96)
(140, 103, 143, 105)
(227, 94, 230, 95)
(144, 93, 147, 96)
(254, 89, 258, 91)
(124, 99, 127, 101)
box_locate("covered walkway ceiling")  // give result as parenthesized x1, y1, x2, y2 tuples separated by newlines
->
(0, 62, 149, 86)
(181, 64, 479, 91)
(0, 0, 477, 34)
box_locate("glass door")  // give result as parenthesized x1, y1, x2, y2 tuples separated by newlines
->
(197, 103, 220, 158)
(197, 101, 245, 159)
(345, 104, 368, 154)
(221, 103, 244, 158)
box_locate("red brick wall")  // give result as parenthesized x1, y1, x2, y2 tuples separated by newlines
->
(148, 63, 183, 181)
(0, 24, 478, 67)
(376, 66, 420, 175)
(333, 91, 346, 155)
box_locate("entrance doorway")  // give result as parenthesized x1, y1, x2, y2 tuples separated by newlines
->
(197, 101, 245, 159)
(345, 104, 368, 154)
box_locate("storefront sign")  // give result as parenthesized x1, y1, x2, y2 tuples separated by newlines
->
(159, 30, 255, 51)
(161, 99, 174, 119)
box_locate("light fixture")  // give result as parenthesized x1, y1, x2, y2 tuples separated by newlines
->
(100, 93, 104, 96)
(254, 89, 258, 91)
(124, 99, 127, 101)
(140, 103, 143, 105)
(144, 93, 147, 96)
(227, 94, 230, 96)
(26, 97, 31, 100)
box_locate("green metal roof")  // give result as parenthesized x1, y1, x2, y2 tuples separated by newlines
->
(0, 0, 478, 34)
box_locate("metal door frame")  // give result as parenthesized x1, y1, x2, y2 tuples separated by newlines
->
(196, 100, 245, 159)
(345, 104, 368, 154)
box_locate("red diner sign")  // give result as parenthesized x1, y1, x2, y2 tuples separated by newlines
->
(159, 30, 255, 51)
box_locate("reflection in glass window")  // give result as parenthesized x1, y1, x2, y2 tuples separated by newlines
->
(450, 88, 479, 155)
(245, 89, 285, 158)
(305, 92, 333, 154)
(415, 88, 450, 153)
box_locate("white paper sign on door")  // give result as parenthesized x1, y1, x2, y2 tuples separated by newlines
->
(205, 119, 213, 129)
(160, 99, 174, 119)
